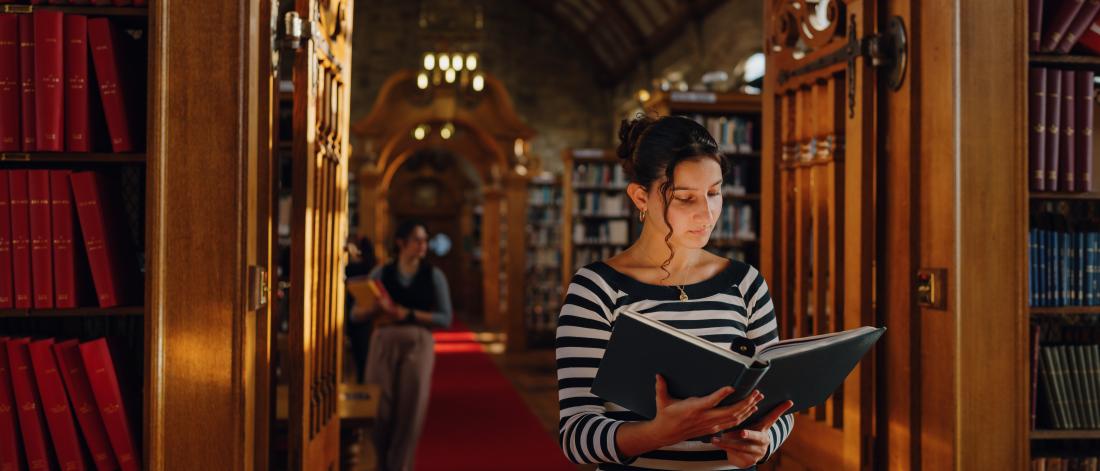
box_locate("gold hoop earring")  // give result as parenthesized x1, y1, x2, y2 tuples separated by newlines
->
(639, 210, 647, 223)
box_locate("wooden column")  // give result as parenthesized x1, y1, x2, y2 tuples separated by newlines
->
(504, 174, 529, 352)
(481, 188, 503, 330)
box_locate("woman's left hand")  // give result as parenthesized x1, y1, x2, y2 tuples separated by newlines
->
(711, 400, 793, 468)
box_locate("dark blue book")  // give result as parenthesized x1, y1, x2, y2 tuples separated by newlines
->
(590, 310, 884, 426)
(1030, 229, 1037, 307)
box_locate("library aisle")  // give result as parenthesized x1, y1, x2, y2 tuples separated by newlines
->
(414, 322, 575, 471)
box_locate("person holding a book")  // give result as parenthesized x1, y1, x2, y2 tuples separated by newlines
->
(345, 235, 378, 384)
(556, 113, 795, 470)
(363, 220, 453, 471)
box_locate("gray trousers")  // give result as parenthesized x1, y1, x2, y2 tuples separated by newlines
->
(366, 324, 435, 471)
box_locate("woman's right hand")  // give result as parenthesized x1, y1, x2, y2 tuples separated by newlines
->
(647, 374, 763, 447)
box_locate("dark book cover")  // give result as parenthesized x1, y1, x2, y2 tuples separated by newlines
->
(1044, 0, 1087, 51)
(1047, 70, 1063, 192)
(1031, 0, 1044, 52)
(1061, 71, 1076, 192)
(1058, 0, 1100, 52)
(591, 310, 884, 427)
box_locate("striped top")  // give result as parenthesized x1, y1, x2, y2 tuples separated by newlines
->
(556, 260, 793, 471)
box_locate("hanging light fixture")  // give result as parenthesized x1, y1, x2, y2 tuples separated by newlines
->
(440, 122, 455, 140)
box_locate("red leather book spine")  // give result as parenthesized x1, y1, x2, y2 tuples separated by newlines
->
(33, 10, 63, 152)
(1080, 17, 1100, 54)
(1061, 71, 1076, 192)
(6, 338, 54, 471)
(87, 19, 134, 153)
(53, 340, 118, 471)
(0, 171, 11, 309)
(0, 338, 25, 471)
(1031, 67, 1047, 191)
(64, 15, 90, 152)
(19, 14, 35, 152)
(28, 169, 52, 309)
(1031, 0, 1044, 52)
(1046, 69, 1063, 192)
(51, 170, 81, 309)
(71, 172, 136, 308)
(1076, 71, 1094, 192)
(0, 14, 19, 152)
(9, 170, 31, 309)
(79, 339, 138, 471)
(1058, 0, 1100, 52)
(1044, 0, 1087, 51)
(28, 339, 86, 471)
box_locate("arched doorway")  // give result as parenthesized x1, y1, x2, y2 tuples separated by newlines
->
(351, 70, 536, 350)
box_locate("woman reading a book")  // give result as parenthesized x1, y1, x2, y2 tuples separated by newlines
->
(364, 220, 453, 471)
(556, 114, 794, 470)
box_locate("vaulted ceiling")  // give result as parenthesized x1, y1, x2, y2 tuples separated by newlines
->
(522, 0, 729, 86)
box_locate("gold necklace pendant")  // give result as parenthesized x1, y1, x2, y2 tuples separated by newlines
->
(677, 285, 688, 302)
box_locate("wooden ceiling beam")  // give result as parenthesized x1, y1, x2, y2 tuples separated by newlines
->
(521, 0, 616, 86)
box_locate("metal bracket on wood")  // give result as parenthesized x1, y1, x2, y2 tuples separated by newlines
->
(777, 15, 908, 118)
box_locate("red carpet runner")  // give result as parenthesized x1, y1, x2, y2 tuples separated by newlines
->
(414, 324, 576, 471)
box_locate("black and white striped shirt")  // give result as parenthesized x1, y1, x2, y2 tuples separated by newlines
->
(556, 260, 793, 470)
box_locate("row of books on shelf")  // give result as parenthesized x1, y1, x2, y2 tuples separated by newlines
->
(0, 13, 144, 153)
(573, 220, 629, 246)
(1032, 457, 1100, 471)
(528, 185, 559, 207)
(574, 192, 630, 218)
(1031, 322, 1100, 431)
(0, 336, 138, 471)
(1027, 226, 1100, 306)
(723, 163, 750, 196)
(1030, 0, 1100, 54)
(527, 246, 559, 268)
(573, 163, 627, 188)
(688, 114, 755, 154)
(1028, 68, 1094, 193)
(0, 169, 140, 309)
(574, 246, 622, 270)
(527, 206, 559, 227)
(712, 203, 756, 242)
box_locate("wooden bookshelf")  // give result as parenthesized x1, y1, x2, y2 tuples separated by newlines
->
(645, 90, 763, 266)
(1030, 306, 1100, 316)
(1025, 38, 1100, 459)
(526, 173, 563, 348)
(1031, 430, 1100, 440)
(561, 148, 636, 289)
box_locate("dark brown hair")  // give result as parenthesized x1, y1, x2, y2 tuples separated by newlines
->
(617, 112, 727, 280)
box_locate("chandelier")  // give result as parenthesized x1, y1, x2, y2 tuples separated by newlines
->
(417, 51, 484, 93)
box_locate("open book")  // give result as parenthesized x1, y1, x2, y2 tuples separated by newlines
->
(345, 276, 391, 322)
(590, 310, 885, 426)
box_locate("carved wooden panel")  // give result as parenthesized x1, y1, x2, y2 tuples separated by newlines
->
(288, 0, 353, 469)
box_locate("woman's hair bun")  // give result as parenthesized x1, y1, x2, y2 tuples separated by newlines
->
(616, 112, 659, 179)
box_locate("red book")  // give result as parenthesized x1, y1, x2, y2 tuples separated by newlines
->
(29, 170, 53, 309)
(71, 172, 138, 308)
(79, 339, 138, 471)
(1080, 17, 1100, 53)
(0, 14, 19, 152)
(9, 170, 31, 309)
(1044, 0, 1087, 51)
(1060, 71, 1076, 192)
(6, 338, 54, 471)
(34, 10, 63, 152)
(1031, 0, 1044, 52)
(88, 19, 140, 153)
(29, 339, 86, 471)
(19, 14, 35, 151)
(1058, 0, 1100, 52)
(64, 15, 91, 152)
(1076, 71, 1094, 192)
(53, 340, 118, 471)
(0, 338, 24, 471)
(1031, 68, 1047, 191)
(1046, 69, 1063, 192)
(0, 171, 11, 309)
(51, 170, 90, 309)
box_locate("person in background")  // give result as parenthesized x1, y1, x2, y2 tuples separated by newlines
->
(365, 220, 453, 471)
(345, 236, 377, 383)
